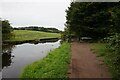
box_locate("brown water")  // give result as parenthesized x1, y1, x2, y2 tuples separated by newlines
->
(2, 40, 60, 78)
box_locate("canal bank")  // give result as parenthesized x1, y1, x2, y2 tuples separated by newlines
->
(3, 38, 60, 45)
(21, 42, 70, 78)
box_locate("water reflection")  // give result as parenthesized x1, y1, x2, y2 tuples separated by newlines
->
(2, 53, 12, 69)
(2, 44, 15, 69)
(2, 39, 60, 78)
(2, 39, 59, 69)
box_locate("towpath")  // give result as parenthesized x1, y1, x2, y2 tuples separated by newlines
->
(68, 41, 111, 78)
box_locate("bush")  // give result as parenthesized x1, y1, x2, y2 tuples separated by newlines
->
(2, 20, 13, 41)
(105, 33, 120, 80)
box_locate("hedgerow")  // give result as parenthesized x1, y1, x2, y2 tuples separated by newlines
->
(105, 33, 120, 80)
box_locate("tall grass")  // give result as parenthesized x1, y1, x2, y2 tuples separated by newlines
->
(21, 42, 70, 78)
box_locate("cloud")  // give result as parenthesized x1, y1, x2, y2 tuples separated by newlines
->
(1, 1, 70, 30)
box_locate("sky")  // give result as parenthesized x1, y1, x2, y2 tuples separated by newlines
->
(1, 0, 119, 30)
(0, 0, 71, 31)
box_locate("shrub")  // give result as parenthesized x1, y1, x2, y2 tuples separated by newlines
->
(105, 33, 120, 80)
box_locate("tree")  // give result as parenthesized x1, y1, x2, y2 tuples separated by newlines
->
(65, 2, 120, 40)
(2, 20, 13, 41)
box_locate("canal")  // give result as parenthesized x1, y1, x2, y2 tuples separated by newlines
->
(2, 40, 60, 78)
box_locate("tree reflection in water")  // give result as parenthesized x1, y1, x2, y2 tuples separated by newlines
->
(2, 39, 59, 69)
(2, 44, 15, 69)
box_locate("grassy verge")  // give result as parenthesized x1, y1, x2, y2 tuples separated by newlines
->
(90, 43, 119, 79)
(90, 43, 108, 57)
(21, 42, 70, 78)
(9, 30, 60, 41)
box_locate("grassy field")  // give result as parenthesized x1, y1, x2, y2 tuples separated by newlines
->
(10, 30, 60, 41)
(21, 42, 70, 78)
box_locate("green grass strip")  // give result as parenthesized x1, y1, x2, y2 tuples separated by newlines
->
(10, 30, 60, 41)
(21, 42, 70, 78)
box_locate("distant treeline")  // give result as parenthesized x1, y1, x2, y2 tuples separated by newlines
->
(14, 26, 61, 33)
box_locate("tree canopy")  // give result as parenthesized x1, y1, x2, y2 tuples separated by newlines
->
(65, 2, 120, 40)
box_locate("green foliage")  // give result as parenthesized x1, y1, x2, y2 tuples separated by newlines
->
(105, 34, 120, 80)
(91, 34, 120, 80)
(61, 27, 71, 42)
(10, 30, 60, 41)
(21, 42, 70, 78)
(110, 5, 120, 33)
(2, 20, 13, 41)
(65, 2, 120, 40)
(61, 32, 67, 41)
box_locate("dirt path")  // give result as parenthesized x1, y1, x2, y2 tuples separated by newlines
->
(68, 41, 111, 78)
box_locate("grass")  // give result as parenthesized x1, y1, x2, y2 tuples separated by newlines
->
(10, 30, 60, 41)
(21, 42, 70, 78)
(90, 43, 108, 57)
(90, 43, 120, 80)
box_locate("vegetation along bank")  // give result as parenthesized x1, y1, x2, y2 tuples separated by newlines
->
(21, 42, 70, 78)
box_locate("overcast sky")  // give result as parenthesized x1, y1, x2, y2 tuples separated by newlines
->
(0, 0, 71, 30)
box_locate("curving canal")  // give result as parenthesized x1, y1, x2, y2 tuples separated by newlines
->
(2, 40, 60, 78)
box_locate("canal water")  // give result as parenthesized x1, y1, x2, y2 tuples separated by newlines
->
(2, 40, 60, 78)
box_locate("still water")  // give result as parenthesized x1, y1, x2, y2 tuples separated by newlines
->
(2, 40, 60, 78)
